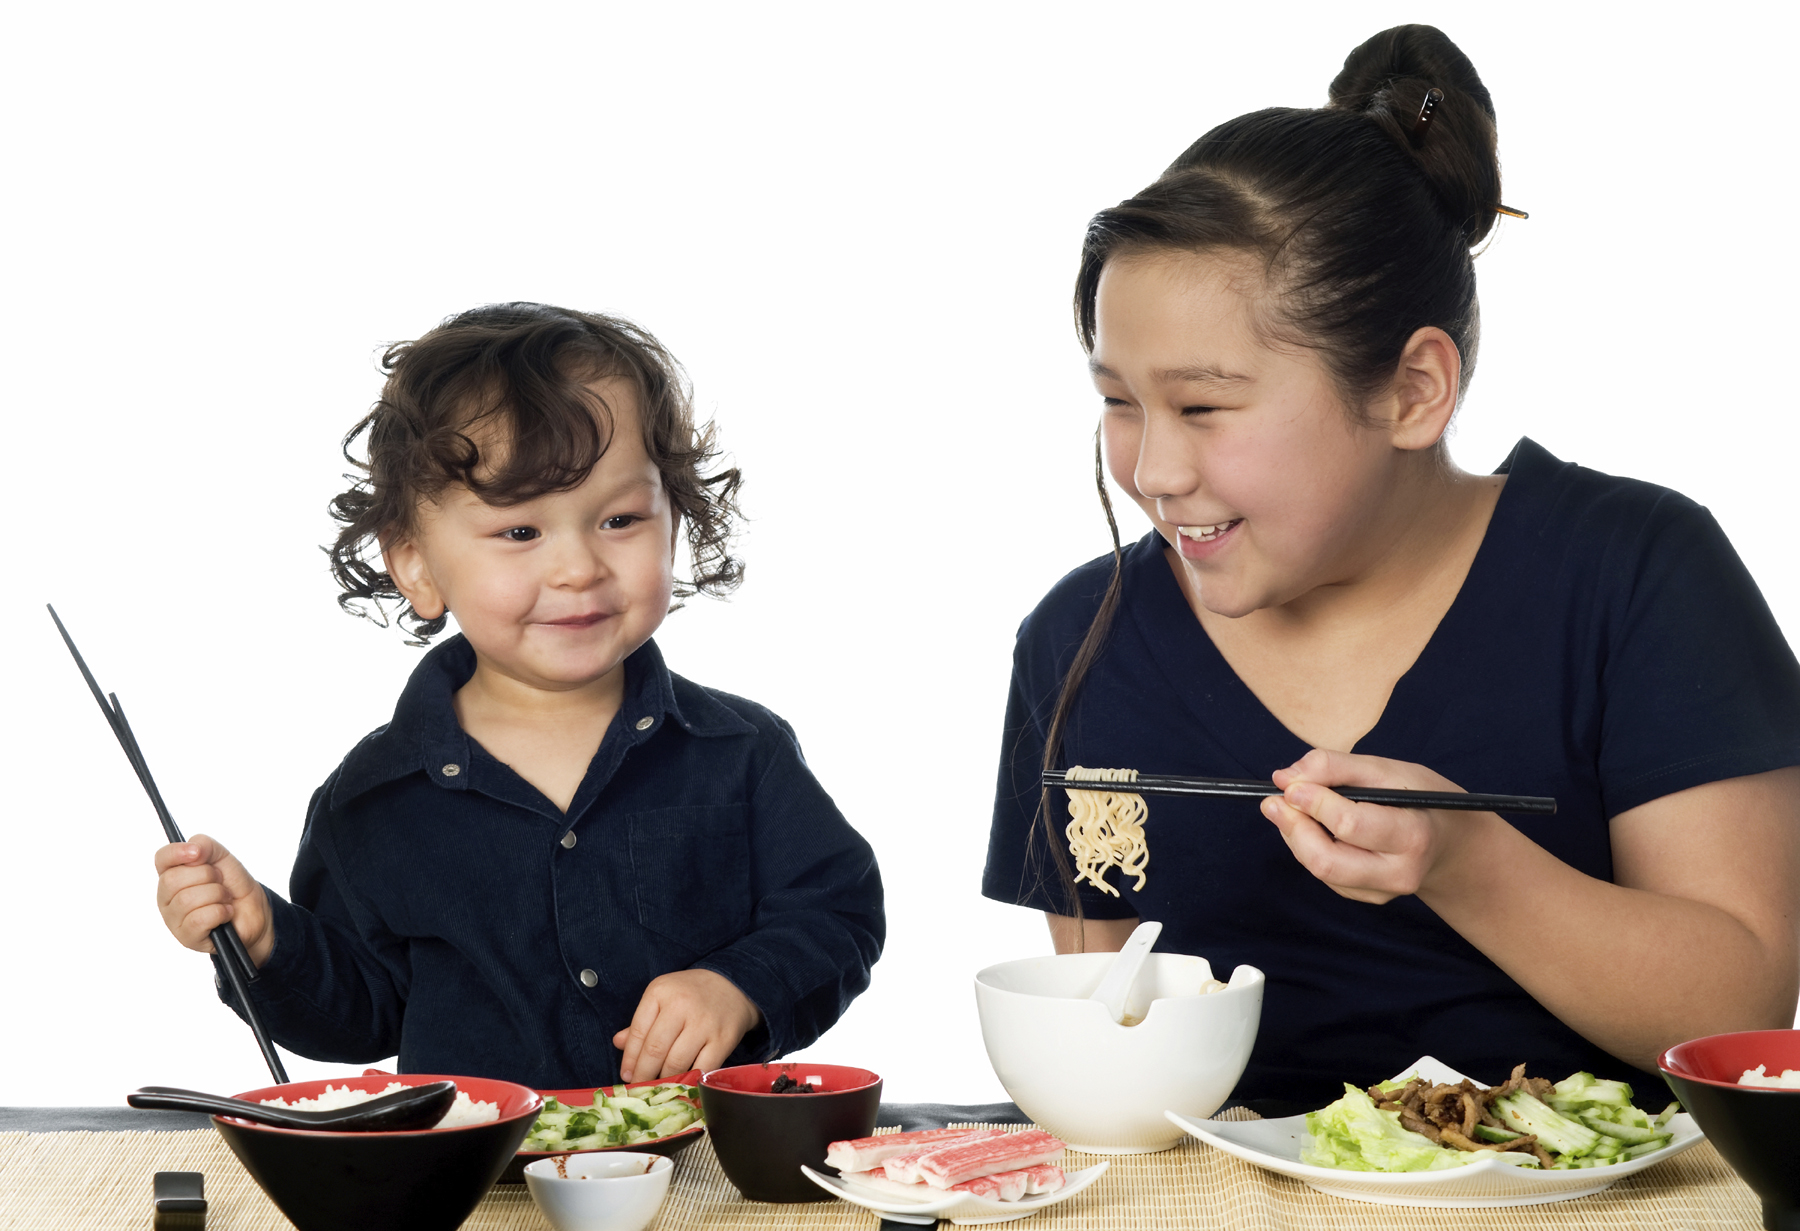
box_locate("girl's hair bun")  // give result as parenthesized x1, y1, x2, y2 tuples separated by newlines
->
(1328, 25, 1501, 246)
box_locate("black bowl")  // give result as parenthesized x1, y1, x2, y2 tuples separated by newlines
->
(217, 1074, 540, 1231)
(1661, 1029, 1800, 1231)
(699, 1062, 881, 1202)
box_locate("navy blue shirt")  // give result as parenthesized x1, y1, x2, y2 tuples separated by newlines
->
(222, 635, 884, 1088)
(984, 439, 1800, 1106)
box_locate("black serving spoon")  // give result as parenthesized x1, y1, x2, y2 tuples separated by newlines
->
(128, 1081, 460, 1132)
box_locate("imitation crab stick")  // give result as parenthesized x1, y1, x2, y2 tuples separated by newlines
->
(918, 1128, 1065, 1189)
(824, 1128, 990, 1174)
(883, 1132, 1007, 1184)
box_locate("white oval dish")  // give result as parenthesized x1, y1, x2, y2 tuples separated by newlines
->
(523, 1152, 673, 1231)
(801, 1161, 1110, 1226)
(1166, 1055, 1705, 1208)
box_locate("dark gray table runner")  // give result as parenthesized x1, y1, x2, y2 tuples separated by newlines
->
(0, 1101, 1031, 1133)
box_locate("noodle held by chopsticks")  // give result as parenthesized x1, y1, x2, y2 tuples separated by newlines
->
(1064, 766, 1148, 896)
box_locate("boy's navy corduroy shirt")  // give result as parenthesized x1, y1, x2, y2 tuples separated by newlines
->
(219, 634, 884, 1088)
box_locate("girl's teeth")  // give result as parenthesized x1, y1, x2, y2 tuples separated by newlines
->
(1178, 521, 1237, 541)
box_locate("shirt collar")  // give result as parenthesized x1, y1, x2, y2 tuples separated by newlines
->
(331, 634, 755, 809)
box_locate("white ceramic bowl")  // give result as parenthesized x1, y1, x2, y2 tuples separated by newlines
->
(975, 951, 1263, 1153)
(523, 1152, 674, 1231)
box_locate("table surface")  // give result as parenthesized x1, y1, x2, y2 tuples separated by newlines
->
(0, 1103, 1764, 1230)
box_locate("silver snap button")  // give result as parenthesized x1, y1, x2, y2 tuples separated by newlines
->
(634, 716, 654, 731)
(560, 831, 578, 850)
(441, 763, 461, 777)
(579, 968, 599, 988)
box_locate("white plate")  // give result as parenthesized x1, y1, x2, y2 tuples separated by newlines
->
(1165, 1055, 1705, 1208)
(800, 1161, 1110, 1225)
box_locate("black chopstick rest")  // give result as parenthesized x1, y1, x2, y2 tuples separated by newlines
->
(153, 1171, 205, 1230)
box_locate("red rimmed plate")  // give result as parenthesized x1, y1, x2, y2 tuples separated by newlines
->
(500, 1068, 706, 1184)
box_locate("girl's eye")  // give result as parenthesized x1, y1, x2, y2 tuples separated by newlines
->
(602, 514, 641, 531)
(500, 526, 539, 542)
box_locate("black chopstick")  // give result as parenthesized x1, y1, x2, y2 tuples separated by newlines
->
(47, 605, 290, 1084)
(1042, 770, 1557, 815)
(107, 694, 269, 991)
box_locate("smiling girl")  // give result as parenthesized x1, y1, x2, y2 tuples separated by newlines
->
(153, 303, 884, 1087)
(984, 26, 1800, 1109)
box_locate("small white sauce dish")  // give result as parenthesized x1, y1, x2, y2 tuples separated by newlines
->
(523, 1152, 673, 1231)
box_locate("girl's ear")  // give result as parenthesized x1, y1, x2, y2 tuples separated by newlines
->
(1383, 326, 1462, 451)
(383, 536, 447, 621)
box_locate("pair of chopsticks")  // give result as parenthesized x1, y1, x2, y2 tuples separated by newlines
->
(48, 605, 290, 1084)
(1043, 770, 1557, 815)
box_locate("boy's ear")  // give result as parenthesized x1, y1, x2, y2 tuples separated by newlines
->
(383, 537, 447, 621)
(1381, 326, 1461, 452)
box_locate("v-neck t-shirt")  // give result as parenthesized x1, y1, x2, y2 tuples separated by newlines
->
(982, 438, 1800, 1106)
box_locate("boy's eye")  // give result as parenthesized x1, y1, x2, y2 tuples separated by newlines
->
(602, 514, 641, 531)
(500, 526, 539, 542)
(1181, 405, 1221, 416)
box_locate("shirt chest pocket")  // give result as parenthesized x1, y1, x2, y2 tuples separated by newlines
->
(626, 804, 753, 955)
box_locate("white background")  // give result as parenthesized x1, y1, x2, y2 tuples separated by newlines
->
(4, 1, 1795, 1106)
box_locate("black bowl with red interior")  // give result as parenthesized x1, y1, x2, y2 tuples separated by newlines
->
(498, 1069, 706, 1184)
(215, 1073, 540, 1231)
(699, 1062, 881, 1202)
(1660, 1029, 1800, 1231)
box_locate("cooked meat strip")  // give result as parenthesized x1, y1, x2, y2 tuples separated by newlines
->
(1460, 1090, 1482, 1136)
(1399, 1106, 1442, 1142)
(1487, 1063, 1528, 1103)
(1424, 1084, 1461, 1121)
(1437, 1127, 1487, 1152)
(1529, 1142, 1555, 1169)
(1372, 1078, 1426, 1104)
(1423, 1081, 1485, 1131)
(1522, 1076, 1555, 1100)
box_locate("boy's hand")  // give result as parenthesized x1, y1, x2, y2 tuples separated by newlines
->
(613, 969, 761, 1082)
(154, 836, 275, 968)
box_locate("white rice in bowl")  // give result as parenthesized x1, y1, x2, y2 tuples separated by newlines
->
(259, 1082, 500, 1128)
(1738, 1065, 1800, 1088)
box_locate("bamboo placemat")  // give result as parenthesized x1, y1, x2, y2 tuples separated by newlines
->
(0, 1129, 870, 1231)
(0, 1115, 1765, 1230)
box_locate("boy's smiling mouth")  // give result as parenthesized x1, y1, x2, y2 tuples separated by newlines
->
(539, 612, 609, 628)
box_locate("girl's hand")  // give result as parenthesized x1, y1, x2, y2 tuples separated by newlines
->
(1261, 748, 1476, 904)
(613, 969, 762, 1082)
(154, 836, 275, 967)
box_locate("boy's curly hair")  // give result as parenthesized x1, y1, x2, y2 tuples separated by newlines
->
(328, 302, 744, 642)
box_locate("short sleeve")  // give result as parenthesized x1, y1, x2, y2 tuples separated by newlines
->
(1597, 499, 1800, 816)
